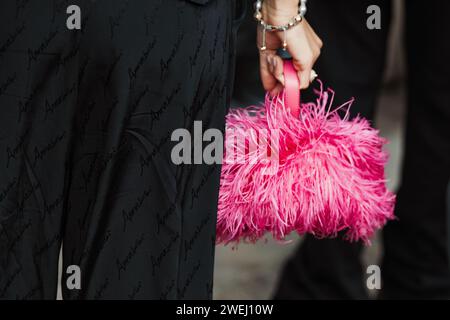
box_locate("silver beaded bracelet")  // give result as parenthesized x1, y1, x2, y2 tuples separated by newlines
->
(255, 0, 307, 51)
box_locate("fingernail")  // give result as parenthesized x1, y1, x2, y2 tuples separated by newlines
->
(277, 74, 285, 86)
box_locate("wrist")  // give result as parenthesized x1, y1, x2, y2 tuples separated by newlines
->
(263, 0, 300, 22)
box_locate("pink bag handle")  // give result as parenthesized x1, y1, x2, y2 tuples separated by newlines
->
(283, 60, 301, 118)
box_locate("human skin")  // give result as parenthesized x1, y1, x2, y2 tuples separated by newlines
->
(258, 0, 323, 94)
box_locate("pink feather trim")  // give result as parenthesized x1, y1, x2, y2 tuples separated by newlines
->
(217, 82, 396, 245)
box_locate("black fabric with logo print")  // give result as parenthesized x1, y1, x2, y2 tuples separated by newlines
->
(0, 0, 241, 299)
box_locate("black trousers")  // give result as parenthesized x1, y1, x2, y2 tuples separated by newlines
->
(273, 0, 450, 299)
(0, 0, 241, 299)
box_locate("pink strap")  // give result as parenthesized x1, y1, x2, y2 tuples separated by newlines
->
(283, 60, 301, 118)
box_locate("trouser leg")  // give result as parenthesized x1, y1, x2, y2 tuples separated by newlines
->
(60, 0, 236, 299)
(0, 0, 77, 299)
(381, 0, 450, 299)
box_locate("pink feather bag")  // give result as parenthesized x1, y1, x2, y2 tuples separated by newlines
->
(217, 60, 395, 245)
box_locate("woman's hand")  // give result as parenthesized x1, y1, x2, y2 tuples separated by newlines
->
(257, 0, 323, 95)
